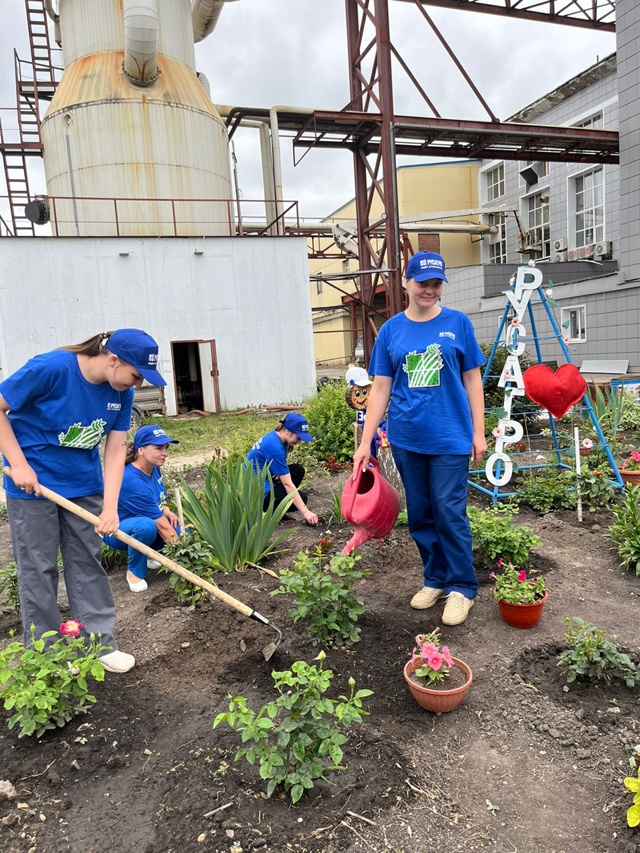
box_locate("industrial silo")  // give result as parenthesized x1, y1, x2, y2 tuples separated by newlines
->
(40, 0, 236, 237)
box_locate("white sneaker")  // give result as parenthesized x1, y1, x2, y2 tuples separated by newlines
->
(147, 559, 162, 570)
(410, 586, 445, 609)
(442, 592, 474, 626)
(127, 575, 148, 592)
(99, 650, 136, 673)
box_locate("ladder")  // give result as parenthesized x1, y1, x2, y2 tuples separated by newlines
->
(0, 0, 60, 236)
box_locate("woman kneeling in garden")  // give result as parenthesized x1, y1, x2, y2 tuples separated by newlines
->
(103, 425, 180, 592)
(246, 413, 318, 526)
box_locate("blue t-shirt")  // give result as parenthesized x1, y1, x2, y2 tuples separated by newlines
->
(0, 350, 133, 499)
(246, 430, 289, 497)
(369, 307, 485, 455)
(117, 464, 166, 521)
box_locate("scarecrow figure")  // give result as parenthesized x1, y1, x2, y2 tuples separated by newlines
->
(345, 366, 388, 457)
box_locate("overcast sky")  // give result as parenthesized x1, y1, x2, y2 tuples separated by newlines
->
(0, 1, 616, 224)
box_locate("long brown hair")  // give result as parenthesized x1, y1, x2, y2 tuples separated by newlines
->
(62, 331, 115, 356)
(124, 441, 138, 465)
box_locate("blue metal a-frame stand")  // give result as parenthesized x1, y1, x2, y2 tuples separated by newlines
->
(470, 267, 624, 505)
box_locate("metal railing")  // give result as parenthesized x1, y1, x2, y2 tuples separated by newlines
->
(0, 194, 302, 237)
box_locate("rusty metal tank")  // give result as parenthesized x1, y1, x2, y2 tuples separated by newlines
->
(41, 0, 238, 236)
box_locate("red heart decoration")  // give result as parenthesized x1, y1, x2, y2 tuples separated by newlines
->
(522, 364, 587, 420)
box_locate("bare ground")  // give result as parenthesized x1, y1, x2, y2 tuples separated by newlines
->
(0, 468, 639, 853)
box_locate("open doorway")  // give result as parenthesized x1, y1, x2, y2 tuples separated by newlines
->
(171, 340, 220, 414)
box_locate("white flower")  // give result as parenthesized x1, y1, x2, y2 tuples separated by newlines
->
(582, 438, 593, 449)
(492, 428, 503, 437)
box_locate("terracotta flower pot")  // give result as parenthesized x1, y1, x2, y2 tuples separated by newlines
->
(403, 657, 472, 713)
(620, 469, 640, 487)
(495, 589, 548, 629)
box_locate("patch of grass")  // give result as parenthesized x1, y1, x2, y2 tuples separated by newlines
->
(143, 412, 279, 460)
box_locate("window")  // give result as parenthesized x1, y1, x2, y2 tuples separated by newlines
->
(488, 213, 507, 264)
(575, 112, 603, 130)
(527, 193, 550, 257)
(561, 305, 587, 343)
(486, 164, 504, 201)
(574, 168, 604, 248)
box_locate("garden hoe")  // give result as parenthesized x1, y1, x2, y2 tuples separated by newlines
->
(3, 469, 283, 661)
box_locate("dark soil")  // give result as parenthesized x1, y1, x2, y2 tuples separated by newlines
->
(0, 468, 639, 853)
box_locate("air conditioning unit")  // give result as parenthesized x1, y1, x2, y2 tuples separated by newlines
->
(594, 240, 613, 259)
(578, 245, 594, 259)
(569, 248, 580, 261)
(554, 237, 567, 252)
(552, 251, 567, 263)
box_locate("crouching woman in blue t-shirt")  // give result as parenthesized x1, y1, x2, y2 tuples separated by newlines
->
(246, 413, 319, 526)
(103, 425, 180, 592)
(0, 329, 166, 673)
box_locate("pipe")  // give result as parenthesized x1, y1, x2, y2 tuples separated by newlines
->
(269, 107, 284, 235)
(259, 123, 278, 234)
(192, 0, 240, 43)
(123, 0, 159, 85)
(196, 71, 211, 99)
(43, 0, 59, 22)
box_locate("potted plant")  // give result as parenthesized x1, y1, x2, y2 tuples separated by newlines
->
(491, 560, 547, 629)
(403, 628, 472, 714)
(618, 450, 640, 486)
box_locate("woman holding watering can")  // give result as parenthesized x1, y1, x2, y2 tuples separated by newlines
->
(352, 252, 486, 627)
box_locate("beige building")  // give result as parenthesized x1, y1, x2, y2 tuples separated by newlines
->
(311, 159, 483, 365)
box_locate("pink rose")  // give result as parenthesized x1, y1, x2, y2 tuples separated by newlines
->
(60, 619, 83, 637)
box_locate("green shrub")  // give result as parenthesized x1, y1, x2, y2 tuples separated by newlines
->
(179, 458, 292, 573)
(272, 548, 370, 647)
(0, 623, 107, 738)
(304, 382, 357, 464)
(158, 533, 217, 606)
(480, 343, 541, 431)
(100, 545, 128, 573)
(618, 391, 640, 432)
(556, 617, 640, 688)
(575, 466, 617, 513)
(213, 652, 372, 804)
(517, 468, 577, 514)
(607, 484, 640, 576)
(468, 504, 542, 570)
(0, 561, 19, 616)
(624, 765, 640, 828)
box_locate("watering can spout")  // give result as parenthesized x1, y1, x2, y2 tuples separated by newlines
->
(342, 526, 373, 555)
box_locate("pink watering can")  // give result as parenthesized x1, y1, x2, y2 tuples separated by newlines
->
(341, 457, 400, 555)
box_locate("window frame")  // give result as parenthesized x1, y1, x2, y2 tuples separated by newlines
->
(560, 304, 587, 344)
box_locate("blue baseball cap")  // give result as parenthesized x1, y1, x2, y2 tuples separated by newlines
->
(281, 412, 313, 442)
(107, 329, 166, 386)
(405, 251, 448, 283)
(133, 424, 179, 450)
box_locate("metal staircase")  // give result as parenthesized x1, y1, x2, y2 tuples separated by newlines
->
(0, 0, 60, 236)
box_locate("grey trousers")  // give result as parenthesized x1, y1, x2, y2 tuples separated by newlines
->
(7, 494, 117, 651)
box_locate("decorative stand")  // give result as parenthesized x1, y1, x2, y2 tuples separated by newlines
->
(471, 264, 624, 505)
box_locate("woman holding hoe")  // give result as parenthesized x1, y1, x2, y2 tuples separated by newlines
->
(0, 329, 166, 673)
(352, 251, 486, 626)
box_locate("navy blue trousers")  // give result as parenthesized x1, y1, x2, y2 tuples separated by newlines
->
(391, 447, 477, 598)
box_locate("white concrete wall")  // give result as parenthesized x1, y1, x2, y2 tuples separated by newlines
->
(0, 236, 315, 413)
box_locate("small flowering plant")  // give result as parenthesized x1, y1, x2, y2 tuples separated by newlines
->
(410, 628, 454, 686)
(0, 619, 108, 738)
(620, 450, 640, 472)
(490, 559, 546, 605)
